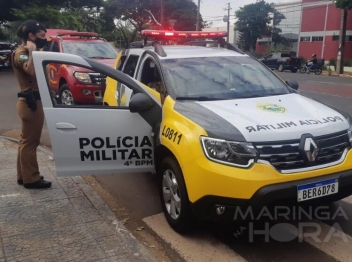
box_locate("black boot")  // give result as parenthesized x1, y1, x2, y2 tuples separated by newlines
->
(24, 179, 52, 189)
(17, 176, 44, 185)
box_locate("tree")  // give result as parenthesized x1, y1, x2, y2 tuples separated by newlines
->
(103, 0, 203, 47)
(335, 0, 352, 73)
(0, 0, 107, 43)
(235, 0, 286, 52)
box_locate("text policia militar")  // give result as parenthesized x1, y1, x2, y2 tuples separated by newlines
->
(246, 116, 345, 133)
(79, 136, 153, 165)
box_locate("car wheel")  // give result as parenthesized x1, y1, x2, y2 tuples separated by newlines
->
(291, 68, 298, 73)
(59, 84, 75, 105)
(278, 64, 284, 72)
(159, 156, 194, 233)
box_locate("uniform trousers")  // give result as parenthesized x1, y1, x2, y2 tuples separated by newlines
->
(16, 98, 44, 184)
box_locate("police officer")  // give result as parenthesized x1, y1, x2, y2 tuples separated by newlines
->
(12, 20, 52, 189)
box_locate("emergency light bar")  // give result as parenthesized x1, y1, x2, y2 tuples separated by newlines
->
(56, 32, 98, 37)
(141, 30, 227, 39)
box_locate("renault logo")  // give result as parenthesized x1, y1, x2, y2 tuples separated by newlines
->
(304, 137, 319, 162)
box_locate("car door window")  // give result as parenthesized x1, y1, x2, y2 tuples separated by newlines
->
(122, 55, 139, 77)
(265, 54, 273, 59)
(52, 42, 60, 52)
(43, 41, 52, 52)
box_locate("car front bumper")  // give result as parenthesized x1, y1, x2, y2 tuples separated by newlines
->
(181, 149, 352, 222)
(190, 169, 352, 221)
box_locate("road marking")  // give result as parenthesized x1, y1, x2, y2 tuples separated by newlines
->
(342, 195, 352, 204)
(143, 213, 246, 262)
(283, 219, 352, 262)
(300, 90, 347, 98)
(305, 81, 352, 86)
(0, 193, 20, 198)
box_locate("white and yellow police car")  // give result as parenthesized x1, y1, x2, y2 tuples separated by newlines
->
(33, 30, 352, 233)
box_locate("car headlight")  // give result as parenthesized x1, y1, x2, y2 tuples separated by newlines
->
(200, 137, 258, 168)
(348, 129, 352, 146)
(74, 72, 92, 84)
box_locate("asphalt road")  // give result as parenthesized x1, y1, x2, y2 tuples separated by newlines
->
(1, 68, 352, 261)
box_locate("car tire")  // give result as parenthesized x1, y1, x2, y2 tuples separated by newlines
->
(291, 68, 298, 73)
(159, 156, 194, 233)
(278, 64, 284, 72)
(59, 84, 75, 105)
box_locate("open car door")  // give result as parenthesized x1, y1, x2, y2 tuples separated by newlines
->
(33, 51, 161, 177)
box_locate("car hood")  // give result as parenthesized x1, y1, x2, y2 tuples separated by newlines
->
(69, 58, 115, 72)
(91, 58, 115, 67)
(174, 93, 350, 142)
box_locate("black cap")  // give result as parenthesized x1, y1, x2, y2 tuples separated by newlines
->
(17, 20, 47, 39)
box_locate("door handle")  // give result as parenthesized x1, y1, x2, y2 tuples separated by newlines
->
(56, 122, 77, 130)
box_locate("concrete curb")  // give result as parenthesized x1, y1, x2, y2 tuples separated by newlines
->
(0, 135, 157, 262)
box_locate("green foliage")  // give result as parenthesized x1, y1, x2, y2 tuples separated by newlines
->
(335, 0, 352, 10)
(1, 0, 204, 47)
(343, 60, 352, 67)
(329, 58, 337, 67)
(235, 0, 286, 52)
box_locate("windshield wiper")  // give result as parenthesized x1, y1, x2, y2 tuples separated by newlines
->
(238, 93, 286, 99)
(176, 96, 227, 101)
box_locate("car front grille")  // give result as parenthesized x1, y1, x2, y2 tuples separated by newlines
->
(254, 131, 350, 172)
(89, 73, 106, 85)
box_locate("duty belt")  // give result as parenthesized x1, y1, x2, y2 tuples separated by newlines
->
(18, 90, 41, 100)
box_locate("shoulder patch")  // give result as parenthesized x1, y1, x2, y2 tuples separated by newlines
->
(19, 54, 29, 62)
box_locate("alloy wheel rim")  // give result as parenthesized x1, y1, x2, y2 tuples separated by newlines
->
(162, 169, 181, 220)
(61, 90, 74, 105)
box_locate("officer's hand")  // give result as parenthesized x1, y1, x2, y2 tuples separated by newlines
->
(25, 41, 37, 52)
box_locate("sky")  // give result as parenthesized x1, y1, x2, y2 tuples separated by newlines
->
(199, 0, 293, 27)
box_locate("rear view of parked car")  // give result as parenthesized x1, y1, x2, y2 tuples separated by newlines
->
(259, 52, 301, 73)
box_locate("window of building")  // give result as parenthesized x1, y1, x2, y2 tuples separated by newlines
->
(300, 36, 310, 42)
(312, 36, 323, 42)
(332, 35, 352, 41)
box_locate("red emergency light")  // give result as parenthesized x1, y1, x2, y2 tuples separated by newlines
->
(141, 30, 227, 39)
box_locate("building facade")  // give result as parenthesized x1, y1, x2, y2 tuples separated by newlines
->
(256, 0, 302, 54)
(255, 0, 352, 62)
(298, 0, 352, 61)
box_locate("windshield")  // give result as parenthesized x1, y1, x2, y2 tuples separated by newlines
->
(62, 42, 117, 59)
(161, 56, 291, 100)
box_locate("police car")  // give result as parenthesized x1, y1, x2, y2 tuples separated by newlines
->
(33, 30, 352, 233)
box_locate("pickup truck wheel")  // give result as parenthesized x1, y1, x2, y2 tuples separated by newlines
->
(291, 68, 298, 73)
(159, 156, 194, 233)
(278, 64, 284, 72)
(59, 84, 75, 105)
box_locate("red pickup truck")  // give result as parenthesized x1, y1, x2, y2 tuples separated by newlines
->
(43, 29, 118, 105)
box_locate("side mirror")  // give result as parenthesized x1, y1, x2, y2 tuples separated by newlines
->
(286, 80, 299, 90)
(129, 93, 154, 113)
